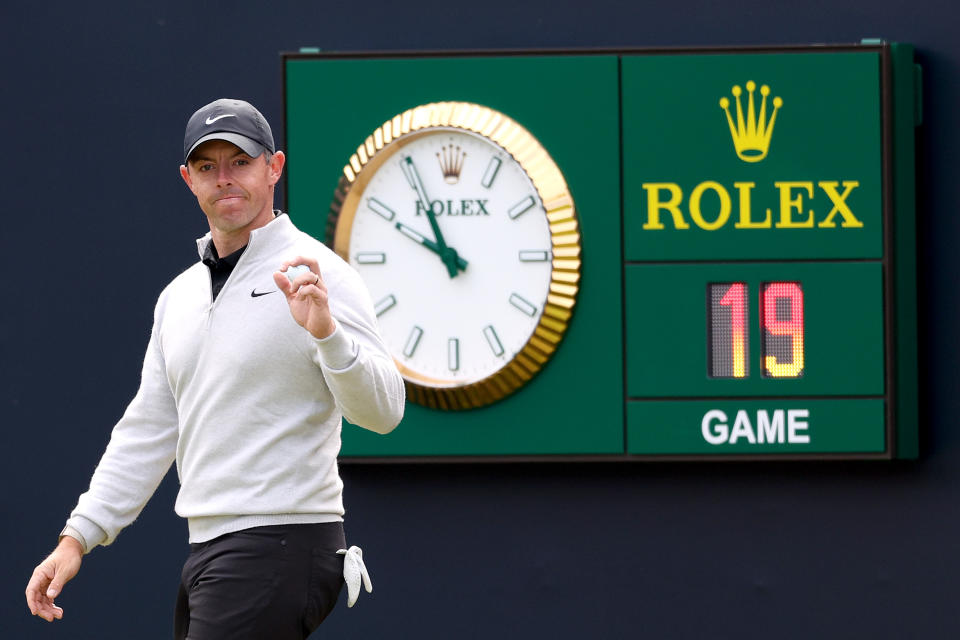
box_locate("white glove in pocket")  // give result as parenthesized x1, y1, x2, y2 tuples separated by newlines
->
(337, 545, 373, 607)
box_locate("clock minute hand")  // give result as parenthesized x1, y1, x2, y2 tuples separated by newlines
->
(401, 156, 460, 278)
(395, 223, 468, 271)
(401, 156, 444, 247)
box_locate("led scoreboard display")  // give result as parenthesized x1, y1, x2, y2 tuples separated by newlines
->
(284, 41, 919, 461)
(707, 282, 807, 380)
(622, 44, 919, 460)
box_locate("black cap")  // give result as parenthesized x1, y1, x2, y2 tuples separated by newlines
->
(183, 98, 275, 163)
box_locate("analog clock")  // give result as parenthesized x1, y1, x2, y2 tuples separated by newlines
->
(328, 102, 581, 410)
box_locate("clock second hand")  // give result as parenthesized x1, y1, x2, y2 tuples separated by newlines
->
(401, 156, 461, 278)
(395, 223, 468, 271)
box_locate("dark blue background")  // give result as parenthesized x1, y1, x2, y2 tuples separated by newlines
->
(2, 1, 955, 638)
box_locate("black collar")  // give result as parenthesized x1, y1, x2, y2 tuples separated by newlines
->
(201, 240, 246, 269)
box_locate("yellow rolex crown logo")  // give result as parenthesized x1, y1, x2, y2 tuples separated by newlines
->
(436, 144, 466, 184)
(719, 81, 783, 163)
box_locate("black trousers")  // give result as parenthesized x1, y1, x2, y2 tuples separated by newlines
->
(173, 523, 346, 640)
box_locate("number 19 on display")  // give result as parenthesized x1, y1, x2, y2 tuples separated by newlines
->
(707, 282, 805, 379)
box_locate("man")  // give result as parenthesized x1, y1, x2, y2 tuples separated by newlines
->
(25, 98, 405, 639)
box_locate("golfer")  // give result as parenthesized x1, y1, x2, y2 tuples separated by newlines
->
(25, 98, 405, 639)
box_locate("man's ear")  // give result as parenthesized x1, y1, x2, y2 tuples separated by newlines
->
(267, 151, 286, 186)
(179, 164, 196, 194)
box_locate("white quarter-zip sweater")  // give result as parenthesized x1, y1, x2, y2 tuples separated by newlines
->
(66, 214, 405, 549)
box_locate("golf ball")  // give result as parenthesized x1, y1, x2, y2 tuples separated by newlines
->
(285, 264, 312, 283)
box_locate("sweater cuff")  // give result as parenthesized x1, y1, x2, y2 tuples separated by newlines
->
(59, 526, 89, 553)
(62, 517, 107, 554)
(313, 320, 359, 371)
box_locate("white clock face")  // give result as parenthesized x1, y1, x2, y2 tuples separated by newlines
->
(344, 128, 553, 388)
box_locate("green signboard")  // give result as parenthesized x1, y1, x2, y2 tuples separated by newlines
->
(283, 43, 919, 460)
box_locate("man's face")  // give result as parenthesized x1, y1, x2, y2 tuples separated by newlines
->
(179, 139, 284, 238)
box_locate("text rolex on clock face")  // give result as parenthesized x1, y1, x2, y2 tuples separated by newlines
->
(346, 128, 553, 388)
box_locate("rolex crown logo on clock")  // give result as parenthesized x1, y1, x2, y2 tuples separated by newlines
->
(328, 102, 582, 410)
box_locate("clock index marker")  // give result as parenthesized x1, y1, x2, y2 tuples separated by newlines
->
(403, 326, 424, 358)
(509, 293, 538, 317)
(374, 294, 397, 317)
(508, 195, 537, 220)
(483, 325, 505, 357)
(367, 198, 396, 221)
(519, 250, 550, 262)
(356, 252, 386, 264)
(481, 156, 502, 188)
(448, 338, 460, 371)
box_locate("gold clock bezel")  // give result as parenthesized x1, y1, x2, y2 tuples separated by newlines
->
(327, 101, 582, 410)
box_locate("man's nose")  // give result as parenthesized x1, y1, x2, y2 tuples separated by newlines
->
(216, 164, 233, 185)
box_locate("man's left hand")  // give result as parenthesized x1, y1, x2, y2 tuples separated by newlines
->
(273, 256, 336, 339)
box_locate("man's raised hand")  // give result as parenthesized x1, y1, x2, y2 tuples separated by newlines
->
(273, 256, 336, 339)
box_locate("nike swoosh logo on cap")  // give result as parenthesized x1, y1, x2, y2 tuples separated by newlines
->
(205, 114, 236, 125)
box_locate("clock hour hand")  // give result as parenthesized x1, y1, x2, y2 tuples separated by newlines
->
(395, 223, 468, 271)
(400, 156, 460, 278)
